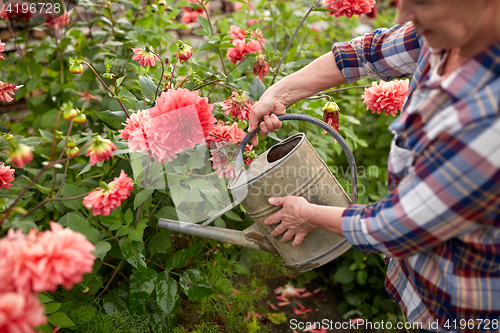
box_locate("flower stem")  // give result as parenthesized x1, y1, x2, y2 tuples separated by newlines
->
(305, 85, 371, 100)
(169, 54, 178, 90)
(150, 50, 165, 105)
(82, 61, 130, 118)
(271, 0, 321, 85)
(201, 2, 227, 75)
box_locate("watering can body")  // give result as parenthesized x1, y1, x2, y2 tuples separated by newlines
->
(158, 114, 357, 272)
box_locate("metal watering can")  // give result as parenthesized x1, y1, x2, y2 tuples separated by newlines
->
(158, 114, 358, 272)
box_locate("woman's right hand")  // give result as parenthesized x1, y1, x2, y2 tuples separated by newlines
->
(248, 91, 287, 146)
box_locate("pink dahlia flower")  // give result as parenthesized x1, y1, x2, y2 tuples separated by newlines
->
(120, 110, 152, 155)
(149, 88, 216, 142)
(29, 222, 95, 291)
(230, 25, 247, 40)
(83, 170, 134, 216)
(209, 121, 246, 144)
(8, 144, 33, 168)
(0, 292, 47, 333)
(323, 0, 376, 18)
(220, 91, 255, 121)
(181, 0, 208, 24)
(0, 223, 95, 293)
(253, 54, 270, 82)
(0, 163, 15, 189)
(0, 40, 4, 60)
(86, 135, 117, 166)
(362, 79, 409, 116)
(132, 47, 160, 67)
(209, 142, 236, 179)
(0, 81, 23, 103)
(147, 105, 206, 163)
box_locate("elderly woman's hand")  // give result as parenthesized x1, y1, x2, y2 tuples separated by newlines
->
(264, 196, 315, 247)
(247, 91, 286, 146)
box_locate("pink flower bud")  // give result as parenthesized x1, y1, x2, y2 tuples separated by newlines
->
(86, 135, 116, 166)
(253, 54, 270, 82)
(66, 147, 80, 158)
(177, 41, 193, 62)
(8, 144, 33, 168)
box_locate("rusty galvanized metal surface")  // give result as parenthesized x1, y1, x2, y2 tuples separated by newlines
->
(229, 133, 353, 272)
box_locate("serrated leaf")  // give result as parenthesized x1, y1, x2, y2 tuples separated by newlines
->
(179, 269, 213, 301)
(155, 271, 180, 315)
(66, 213, 100, 243)
(93, 241, 112, 261)
(187, 145, 206, 171)
(197, 14, 210, 34)
(128, 220, 148, 242)
(119, 238, 147, 272)
(134, 188, 154, 209)
(38, 293, 53, 304)
(70, 305, 96, 325)
(129, 267, 157, 308)
(124, 209, 134, 225)
(139, 75, 157, 101)
(164, 244, 203, 270)
(95, 110, 127, 130)
(48, 313, 75, 328)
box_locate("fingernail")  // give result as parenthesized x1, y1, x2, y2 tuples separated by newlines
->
(268, 198, 274, 204)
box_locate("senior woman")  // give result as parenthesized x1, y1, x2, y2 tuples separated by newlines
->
(248, 0, 500, 332)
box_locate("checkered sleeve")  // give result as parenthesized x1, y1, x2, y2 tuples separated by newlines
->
(332, 22, 422, 83)
(341, 117, 500, 259)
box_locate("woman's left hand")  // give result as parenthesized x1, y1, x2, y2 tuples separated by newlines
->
(264, 196, 315, 247)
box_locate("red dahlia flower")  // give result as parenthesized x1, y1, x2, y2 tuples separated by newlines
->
(253, 54, 270, 82)
(323, 0, 376, 18)
(220, 91, 255, 121)
(0, 40, 5, 60)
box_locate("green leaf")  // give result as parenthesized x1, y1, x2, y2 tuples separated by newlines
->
(155, 271, 180, 315)
(95, 110, 127, 130)
(249, 77, 266, 100)
(93, 241, 112, 261)
(333, 266, 355, 284)
(148, 229, 172, 255)
(60, 184, 86, 209)
(356, 270, 368, 286)
(124, 209, 134, 225)
(179, 269, 213, 301)
(128, 219, 148, 242)
(197, 14, 211, 34)
(66, 213, 100, 243)
(48, 313, 75, 328)
(105, 40, 124, 47)
(134, 188, 155, 210)
(224, 210, 242, 221)
(119, 238, 147, 272)
(187, 145, 207, 171)
(38, 129, 54, 142)
(77, 163, 92, 177)
(139, 75, 157, 101)
(164, 244, 203, 270)
(116, 75, 127, 88)
(129, 267, 157, 308)
(44, 302, 61, 315)
(38, 293, 53, 304)
(70, 305, 96, 325)
(267, 312, 288, 325)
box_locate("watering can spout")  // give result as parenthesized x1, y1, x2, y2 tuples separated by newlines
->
(158, 219, 277, 254)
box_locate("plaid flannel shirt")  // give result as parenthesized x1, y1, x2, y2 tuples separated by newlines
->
(333, 23, 500, 332)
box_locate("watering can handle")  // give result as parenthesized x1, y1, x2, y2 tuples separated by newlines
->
(235, 114, 358, 204)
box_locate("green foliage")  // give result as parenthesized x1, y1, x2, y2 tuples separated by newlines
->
(0, 0, 404, 331)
